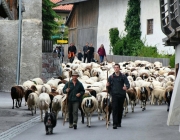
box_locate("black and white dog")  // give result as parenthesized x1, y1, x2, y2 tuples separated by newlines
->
(44, 111, 57, 135)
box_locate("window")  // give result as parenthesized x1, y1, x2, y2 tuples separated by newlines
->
(147, 19, 153, 35)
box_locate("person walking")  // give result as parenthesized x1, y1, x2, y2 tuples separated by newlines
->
(68, 43, 77, 63)
(83, 42, 89, 63)
(63, 71, 85, 129)
(106, 64, 130, 129)
(59, 45, 64, 63)
(53, 46, 60, 58)
(87, 43, 94, 63)
(97, 44, 106, 63)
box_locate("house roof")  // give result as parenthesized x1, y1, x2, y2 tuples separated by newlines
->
(51, 0, 73, 11)
(56, 0, 88, 5)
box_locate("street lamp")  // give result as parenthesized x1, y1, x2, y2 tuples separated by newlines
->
(59, 24, 65, 76)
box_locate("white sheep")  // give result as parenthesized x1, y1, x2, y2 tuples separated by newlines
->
(38, 92, 51, 121)
(52, 95, 63, 119)
(31, 78, 44, 85)
(151, 88, 165, 105)
(27, 92, 39, 116)
(22, 80, 36, 91)
(46, 78, 61, 88)
(81, 96, 98, 127)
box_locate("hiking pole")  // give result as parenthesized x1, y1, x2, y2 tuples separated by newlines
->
(63, 71, 71, 126)
(106, 68, 109, 130)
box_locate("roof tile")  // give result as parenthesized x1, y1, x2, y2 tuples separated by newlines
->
(51, 0, 73, 11)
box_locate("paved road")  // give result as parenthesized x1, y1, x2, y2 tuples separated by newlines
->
(0, 92, 180, 140)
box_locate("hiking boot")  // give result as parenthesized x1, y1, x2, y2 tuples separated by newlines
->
(73, 123, 77, 129)
(113, 125, 117, 129)
(69, 124, 73, 128)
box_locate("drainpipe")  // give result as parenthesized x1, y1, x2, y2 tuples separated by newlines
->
(1, 0, 13, 20)
(16, 0, 22, 85)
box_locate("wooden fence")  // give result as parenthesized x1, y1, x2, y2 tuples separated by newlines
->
(42, 40, 53, 52)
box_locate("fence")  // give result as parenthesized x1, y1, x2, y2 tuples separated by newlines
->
(42, 40, 53, 52)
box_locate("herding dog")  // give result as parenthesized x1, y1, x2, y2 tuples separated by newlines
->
(44, 111, 57, 135)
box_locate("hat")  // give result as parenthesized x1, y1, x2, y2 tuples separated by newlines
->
(71, 71, 79, 76)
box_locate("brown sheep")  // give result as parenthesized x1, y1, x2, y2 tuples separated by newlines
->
(11, 86, 25, 109)
(126, 88, 137, 112)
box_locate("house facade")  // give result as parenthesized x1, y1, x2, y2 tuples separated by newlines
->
(58, 0, 175, 54)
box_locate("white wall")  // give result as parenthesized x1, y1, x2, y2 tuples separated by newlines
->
(141, 0, 175, 54)
(97, 0, 175, 55)
(97, 0, 128, 54)
(167, 45, 180, 125)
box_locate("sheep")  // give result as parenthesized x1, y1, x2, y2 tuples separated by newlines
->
(96, 92, 107, 121)
(46, 78, 61, 88)
(27, 92, 39, 116)
(61, 94, 68, 122)
(81, 96, 98, 127)
(123, 93, 129, 116)
(24, 85, 38, 107)
(11, 86, 25, 109)
(31, 78, 44, 85)
(22, 80, 36, 91)
(138, 86, 148, 111)
(52, 95, 63, 119)
(100, 93, 112, 125)
(151, 88, 165, 105)
(49, 89, 59, 112)
(39, 92, 51, 121)
(164, 86, 174, 112)
(126, 88, 137, 112)
(41, 84, 51, 94)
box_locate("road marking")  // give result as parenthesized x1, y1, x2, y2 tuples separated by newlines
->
(0, 115, 41, 140)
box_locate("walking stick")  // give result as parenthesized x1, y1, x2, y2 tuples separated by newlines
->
(106, 69, 109, 130)
(63, 71, 71, 126)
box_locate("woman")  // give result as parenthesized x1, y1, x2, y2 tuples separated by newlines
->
(97, 44, 106, 63)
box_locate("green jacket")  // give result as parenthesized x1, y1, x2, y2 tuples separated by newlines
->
(63, 80, 85, 102)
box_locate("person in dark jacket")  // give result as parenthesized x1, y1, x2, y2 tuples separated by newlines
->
(87, 43, 94, 63)
(63, 71, 85, 129)
(77, 50, 83, 61)
(68, 43, 77, 63)
(97, 44, 106, 63)
(106, 63, 130, 129)
(83, 42, 89, 63)
(53, 46, 60, 58)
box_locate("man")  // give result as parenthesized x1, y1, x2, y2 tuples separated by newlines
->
(87, 43, 94, 63)
(68, 43, 77, 63)
(63, 71, 85, 129)
(106, 64, 130, 129)
(83, 42, 89, 63)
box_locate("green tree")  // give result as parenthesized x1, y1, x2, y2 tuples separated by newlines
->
(42, 0, 59, 40)
(125, 0, 141, 40)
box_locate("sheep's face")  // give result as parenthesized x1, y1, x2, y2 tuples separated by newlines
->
(85, 99, 93, 108)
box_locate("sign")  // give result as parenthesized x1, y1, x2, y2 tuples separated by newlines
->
(51, 35, 61, 39)
(57, 40, 68, 44)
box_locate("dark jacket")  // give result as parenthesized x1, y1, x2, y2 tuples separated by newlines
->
(108, 72, 130, 97)
(68, 45, 77, 54)
(88, 47, 94, 56)
(77, 52, 83, 61)
(63, 80, 85, 102)
(83, 45, 89, 54)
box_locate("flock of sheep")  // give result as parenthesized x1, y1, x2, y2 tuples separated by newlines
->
(10, 57, 175, 127)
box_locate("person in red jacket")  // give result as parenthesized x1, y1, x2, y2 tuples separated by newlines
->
(97, 44, 106, 63)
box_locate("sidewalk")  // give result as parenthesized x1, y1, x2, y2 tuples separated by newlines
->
(0, 92, 39, 133)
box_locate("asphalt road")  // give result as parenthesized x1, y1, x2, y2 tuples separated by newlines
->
(0, 92, 180, 140)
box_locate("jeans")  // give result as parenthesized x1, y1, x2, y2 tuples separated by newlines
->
(68, 101, 79, 124)
(99, 55, 104, 63)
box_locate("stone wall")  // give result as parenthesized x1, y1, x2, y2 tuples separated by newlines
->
(41, 53, 61, 83)
(0, 0, 42, 92)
